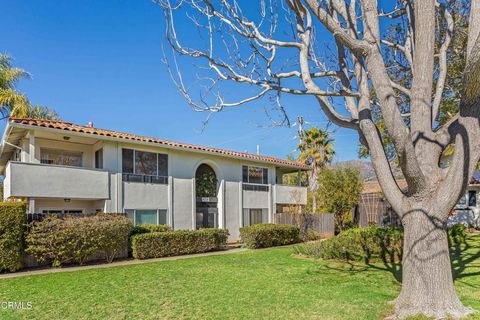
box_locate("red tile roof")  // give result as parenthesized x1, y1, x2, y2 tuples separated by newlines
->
(9, 118, 309, 170)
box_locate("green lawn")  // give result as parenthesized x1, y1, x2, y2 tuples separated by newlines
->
(0, 235, 479, 320)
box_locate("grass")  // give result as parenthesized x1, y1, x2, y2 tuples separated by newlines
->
(0, 235, 479, 320)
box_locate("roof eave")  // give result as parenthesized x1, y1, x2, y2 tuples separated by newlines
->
(8, 121, 309, 171)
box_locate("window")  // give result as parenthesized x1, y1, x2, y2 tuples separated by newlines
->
(122, 149, 168, 184)
(242, 166, 268, 184)
(95, 149, 103, 169)
(40, 149, 83, 167)
(135, 151, 157, 176)
(126, 209, 168, 226)
(243, 208, 268, 227)
(469, 190, 477, 207)
(122, 149, 134, 173)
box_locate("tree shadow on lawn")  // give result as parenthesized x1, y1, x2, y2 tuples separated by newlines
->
(313, 234, 480, 285)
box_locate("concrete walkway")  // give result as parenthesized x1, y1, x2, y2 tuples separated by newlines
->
(0, 248, 246, 280)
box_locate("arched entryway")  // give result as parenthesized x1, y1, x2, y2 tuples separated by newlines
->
(195, 164, 218, 229)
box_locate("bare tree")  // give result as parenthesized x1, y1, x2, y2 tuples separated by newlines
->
(157, 0, 480, 318)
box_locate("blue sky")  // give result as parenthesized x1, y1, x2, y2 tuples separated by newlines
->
(2, 0, 360, 161)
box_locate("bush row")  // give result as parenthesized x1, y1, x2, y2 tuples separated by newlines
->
(294, 224, 468, 263)
(294, 225, 403, 263)
(26, 214, 132, 267)
(132, 228, 229, 259)
(131, 224, 173, 236)
(239, 224, 300, 249)
(0, 202, 27, 272)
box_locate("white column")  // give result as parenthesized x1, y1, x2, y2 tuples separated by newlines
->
(20, 139, 28, 162)
(168, 176, 174, 228)
(28, 199, 35, 214)
(191, 178, 196, 230)
(238, 181, 243, 227)
(268, 184, 272, 223)
(218, 179, 225, 229)
(28, 131, 36, 163)
(116, 143, 123, 212)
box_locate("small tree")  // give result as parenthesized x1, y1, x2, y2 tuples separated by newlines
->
(317, 168, 363, 232)
(298, 128, 335, 212)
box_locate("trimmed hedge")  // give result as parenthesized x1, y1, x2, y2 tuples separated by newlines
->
(131, 224, 172, 236)
(0, 202, 27, 272)
(132, 228, 229, 259)
(240, 224, 300, 249)
(26, 214, 131, 267)
(294, 224, 468, 263)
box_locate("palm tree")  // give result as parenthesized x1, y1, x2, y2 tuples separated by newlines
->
(297, 128, 335, 212)
(0, 54, 58, 120)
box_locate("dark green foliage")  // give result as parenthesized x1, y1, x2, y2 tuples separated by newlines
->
(301, 230, 322, 242)
(195, 164, 217, 197)
(294, 226, 403, 263)
(448, 224, 467, 248)
(131, 224, 173, 236)
(240, 224, 300, 249)
(132, 228, 229, 259)
(0, 202, 26, 272)
(317, 167, 363, 232)
(295, 225, 468, 263)
(26, 214, 131, 267)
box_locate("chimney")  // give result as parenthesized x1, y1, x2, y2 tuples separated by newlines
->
(87, 122, 94, 128)
(256, 145, 260, 155)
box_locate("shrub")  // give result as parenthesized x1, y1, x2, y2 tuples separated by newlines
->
(26, 214, 131, 267)
(240, 224, 300, 249)
(132, 228, 229, 259)
(294, 225, 465, 263)
(301, 230, 322, 242)
(131, 224, 172, 236)
(448, 224, 467, 248)
(294, 225, 403, 263)
(93, 214, 132, 263)
(0, 202, 27, 272)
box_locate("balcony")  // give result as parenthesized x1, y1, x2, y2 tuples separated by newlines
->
(274, 184, 307, 205)
(4, 161, 109, 200)
(242, 183, 270, 208)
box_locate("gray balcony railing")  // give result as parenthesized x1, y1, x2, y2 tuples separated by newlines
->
(122, 173, 168, 184)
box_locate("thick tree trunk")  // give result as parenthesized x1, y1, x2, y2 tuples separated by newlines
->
(393, 209, 472, 319)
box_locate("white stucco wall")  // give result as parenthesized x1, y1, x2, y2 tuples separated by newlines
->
(225, 181, 241, 241)
(173, 178, 194, 230)
(5, 162, 109, 199)
(243, 189, 270, 208)
(123, 182, 169, 210)
(5, 127, 308, 241)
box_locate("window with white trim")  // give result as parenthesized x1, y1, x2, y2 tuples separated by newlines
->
(40, 148, 83, 167)
(125, 209, 168, 226)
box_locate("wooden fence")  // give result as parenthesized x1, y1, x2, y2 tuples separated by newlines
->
(273, 213, 335, 238)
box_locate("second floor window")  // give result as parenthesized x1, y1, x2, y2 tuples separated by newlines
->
(40, 148, 83, 167)
(95, 149, 103, 169)
(242, 166, 268, 184)
(122, 148, 168, 177)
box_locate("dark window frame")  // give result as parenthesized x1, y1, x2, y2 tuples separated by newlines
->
(95, 148, 103, 169)
(242, 165, 269, 185)
(122, 148, 168, 184)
